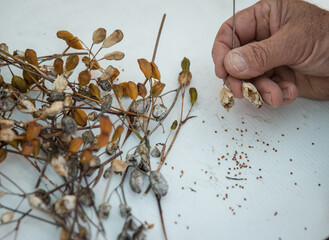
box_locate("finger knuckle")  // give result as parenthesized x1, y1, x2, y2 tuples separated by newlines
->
(246, 44, 270, 69)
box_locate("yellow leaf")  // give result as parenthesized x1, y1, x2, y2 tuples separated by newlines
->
(137, 83, 147, 99)
(54, 58, 64, 75)
(100, 116, 113, 135)
(74, 109, 87, 127)
(89, 83, 101, 100)
(57, 30, 83, 50)
(78, 70, 91, 86)
(128, 81, 138, 101)
(137, 58, 152, 79)
(151, 62, 161, 80)
(69, 137, 83, 153)
(97, 132, 109, 148)
(111, 126, 124, 143)
(31, 140, 40, 158)
(65, 55, 79, 72)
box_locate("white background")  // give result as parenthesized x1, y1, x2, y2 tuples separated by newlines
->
(1, 0, 329, 239)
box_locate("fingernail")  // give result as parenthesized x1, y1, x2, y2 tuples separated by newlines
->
(282, 88, 291, 100)
(229, 52, 247, 72)
(263, 93, 272, 105)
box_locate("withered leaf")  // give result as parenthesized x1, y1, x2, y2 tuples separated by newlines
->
(111, 126, 124, 143)
(69, 137, 83, 153)
(118, 82, 130, 97)
(137, 83, 147, 98)
(97, 132, 109, 148)
(137, 58, 152, 79)
(21, 141, 34, 156)
(100, 116, 113, 135)
(78, 70, 91, 86)
(26, 122, 42, 141)
(65, 55, 79, 72)
(31, 140, 40, 158)
(0, 149, 7, 163)
(103, 51, 125, 61)
(151, 62, 161, 80)
(92, 28, 106, 44)
(12, 75, 28, 93)
(113, 84, 123, 98)
(80, 149, 93, 165)
(25, 49, 38, 66)
(74, 109, 87, 127)
(57, 30, 83, 50)
(102, 30, 123, 48)
(54, 58, 64, 75)
(151, 81, 165, 97)
(181, 57, 190, 74)
(128, 81, 138, 101)
(22, 68, 39, 85)
(111, 159, 128, 173)
(89, 83, 101, 100)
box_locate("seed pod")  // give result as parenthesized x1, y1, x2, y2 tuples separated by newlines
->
(65, 54, 79, 72)
(78, 86, 90, 98)
(28, 196, 47, 210)
(67, 156, 79, 177)
(12, 75, 28, 93)
(103, 51, 125, 60)
(51, 155, 68, 177)
(137, 158, 149, 173)
(26, 122, 42, 141)
(119, 204, 131, 217)
(1, 211, 14, 223)
(0, 128, 17, 142)
(150, 147, 161, 158)
(82, 56, 101, 70)
(151, 81, 165, 97)
(39, 65, 57, 78)
(48, 90, 65, 102)
(79, 188, 94, 206)
(74, 109, 87, 127)
(82, 130, 95, 145)
(0, 119, 13, 129)
(242, 81, 263, 108)
(101, 94, 113, 112)
(17, 100, 37, 113)
(189, 87, 198, 105)
(111, 159, 128, 173)
(126, 154, 138, 166)
(87, 111, 99, 121)
(98, 202, 111, 219)
(136, 143, 149, 156)
(181, 57, 190, 74)
(63, 94, 72, 107)
(113, 84, 123, 98)
(137, 58, 152, 79)
(69, 137, 83, 153)
(21, 141, 34, 155)
(0, 43, 9, 57)
(78, 70, 91, 86)
(54, 58, 64, 75)
(92, 28, 106, 44)
(44, 101, 64, 117)
(57, 30, 83, 50)
(124, 218, 138, 231)
(102, 29, 123, 48)
(34, 189, 51, 206)
(25, 49, 38, 66)
(100, 65, 115, 81)
(53, 75, 68, 92)
(97, 132, 109, 148)
(62, 117, 77, 135)
(100, 116, 113, 135)
(149, 171, 169, 197)
(13, 50, 25, 60)
(80, 149, 93, 165)
(89, 83, 101, 100)
(103, 167, 113, 179)
(130, 98, 151, 114)
(152, 104, 167, 121)
(129, 168, 144, 193)
(178, 72, 192, 86)
(99, 79, 112, 91)
(150, 62, 161, 80)
(55, 195, 77, 215)
(171, 120, 178, 130)
(137, 83, 147, 99)
(220, 86, 234, 112)
(0, 98, 15, 112)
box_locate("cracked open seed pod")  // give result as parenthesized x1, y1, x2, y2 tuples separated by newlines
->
(51, 155, 68, 177)
(54, 195, 76, 215)
(220, 86, 234, 112)
(61, 116, 77, 135)
(242, 81, 263, 108)
(150, 146, 161, 158)
(149, 171, 169, 197)
(129, 168, 144, 193)
(130, 98, 151, 115)
(119, 204, 131, 217)
(98, 202, 111, 219)
(152, 104, 167, 121)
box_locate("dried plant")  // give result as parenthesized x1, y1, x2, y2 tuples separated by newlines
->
(0, 14, 197, 240)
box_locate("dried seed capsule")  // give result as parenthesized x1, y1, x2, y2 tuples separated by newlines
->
(92, 28, 107, 44)
(79, 188, 95, 206)
(39, 65, 57, 78)
(129, 169, 144, 194)
(132, 225, 146, 240)
(150, 147, 161, 158)
(106, 141, 119, 156)
(0, 98, 15, 111)
(54, 195, 76, 215)
(130, 99, 151, 114)
(136, 144, 149, 156)
(220, 86, 234, 112)
(87, 111, 99, 121)
(28, 196, 47, 210)
(149, 171, 169, 197)
(78, 86, 90, 98)
(82, 130, 95, 145)
(67, 156, 79, 178)
(117, 230, 131, 240)
(34, 189, 51, 206)
(152, 104, 167, 121)
(53, 75, 68, 92)
(124, 218, 138, 231)
(99, 79, 112, 91)
(51, 155, 68, 177)
(101, 94, 113, 112)
(61, 117, 77, 135)
(98, 202, 111, 219)
(137, 157, 149, 173)
(126, 154, 138, 167)
(89, 155, 100, 167)
(242, 81, 263, 108)
(78, 226, 90, 240)
(48, 90, 66, 102)
(1, 211, 14, 224)
(119, 204, 131, 217)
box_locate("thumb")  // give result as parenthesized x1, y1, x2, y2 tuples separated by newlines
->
(224, 30, 297, 79)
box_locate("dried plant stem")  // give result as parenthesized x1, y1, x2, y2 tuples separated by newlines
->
(152, 14, 166, 62)
(156, 197, 168, 240)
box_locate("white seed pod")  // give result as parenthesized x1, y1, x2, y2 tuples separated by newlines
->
(51, 155, 68, 177)
(102, 29, 123, 48)
(89, 155, 100, 167)
(0, 119, 14, 129)
(103, 167, 113, 179)
(149, 171, 169, 197)
(13, 50, 25, 60)
(136, 143, 149, 156)
(0, 128, 17, 142)
(17, 100, 37, 113)
(55, 195, 76, 215)
(98, 202, 111, 219)
(152, 104, 167, 121)
(150, 147, 161, 158)
(103, 51, 125, 61)
(1, 211, 14, 223)
(87, 111, 99, 121)
(53, 75, 68, 92)
(39, 65, 57, 78)
(242, 81, 263, 108)
(119, 204, 131, 217)
(130, 98, 151, 114)
(44, 101, 64, 117)
(63, 94, 72, 107)
(28, 196, 47, 210)
(220, 86, 234, 112)
(106, 141, 119, 156)
(100, 65, 115, 81)
(129, 168, 144, 194)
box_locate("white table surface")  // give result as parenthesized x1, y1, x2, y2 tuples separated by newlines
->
(1, 0, 329, 239)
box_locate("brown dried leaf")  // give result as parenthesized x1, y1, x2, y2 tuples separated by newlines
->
(111, 159, 128, 173)
(69, 137, 83, 153)
(65, 55, 79, 72)
(26, 122, 42, 141)
(128, 81, 138, 101)
(111, 68, 120, 81)
(178, 72, 192, 86)
(31, 140, 40, 158)
(137, 58, 152, 79)
(80, 149, 93, 165)
(78, 70, 91, 86)
(0, 149, 7, 163)
(89, 83, 101, 100)
(21, 141, 34, 155)
(92, 28, 106, 44)
(100, 116, 113, 135)
(74, 109, 87, 127)
(25, 49, 38, 66)
(54, 58, 64, 75)
(12, 75, 28, 93)
(118, 82, 130, 97)
(102, 30, 123, 48)
(57, 30, 83, 50)
(103, 51, 125, 61)
(151, 81, 165, 97)
(97, 132, 109, 148)
(151, 62, 161, 80)
(137, 83, 147, 98)
(113, 84, 123, 98)
(111, 125, 124, 143)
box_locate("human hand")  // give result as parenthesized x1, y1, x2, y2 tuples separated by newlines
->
(212, 0, 329, 108)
